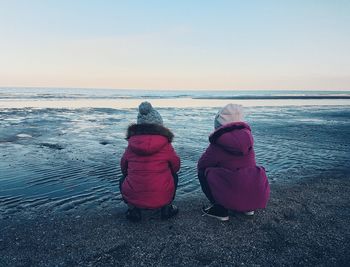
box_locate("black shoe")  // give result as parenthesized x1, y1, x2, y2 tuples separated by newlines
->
(161, 204, 179, 220)
(126, 208, 141, 222)
(202, 204, 229, 221)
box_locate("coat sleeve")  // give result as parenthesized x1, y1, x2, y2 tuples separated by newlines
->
(168, 144, 181, 174)
(120, 149, 128, 177)
(197, 145, 219, 172)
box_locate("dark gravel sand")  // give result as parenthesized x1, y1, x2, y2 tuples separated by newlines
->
(1, 176, 349, 267)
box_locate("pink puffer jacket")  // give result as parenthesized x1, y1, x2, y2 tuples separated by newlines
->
(121, 124, 180, 209)
(198, 122, 270, 212)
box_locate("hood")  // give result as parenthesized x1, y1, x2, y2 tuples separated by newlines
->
(209, 122, 253, 155)
(127, 123, 173, 142)
(126, 123, 174, 155)
(128, 135, 168, 155)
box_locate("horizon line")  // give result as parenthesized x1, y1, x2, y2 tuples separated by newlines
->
(1, 86, 349, 92)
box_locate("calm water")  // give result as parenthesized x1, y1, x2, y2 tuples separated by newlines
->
(0, 88, 349, 217)
(1, 88, 350, 108)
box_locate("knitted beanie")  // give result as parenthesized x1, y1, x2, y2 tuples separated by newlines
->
(214, 103, 244, 129)
(137, 101, 163, 125)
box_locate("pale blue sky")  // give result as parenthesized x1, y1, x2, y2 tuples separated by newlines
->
(0, 0, 349, 90)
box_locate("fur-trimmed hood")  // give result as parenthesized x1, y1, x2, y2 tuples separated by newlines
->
(126, 123, 174, 142)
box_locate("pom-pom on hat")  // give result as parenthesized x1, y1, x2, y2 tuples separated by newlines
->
(137, 101, 163, 125)
(214, 103, 244, 129)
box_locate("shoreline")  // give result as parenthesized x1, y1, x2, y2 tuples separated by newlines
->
(2, 98, 350, 109)
(1, 176, 349, 266)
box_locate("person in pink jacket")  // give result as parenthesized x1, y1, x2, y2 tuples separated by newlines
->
(198, 104, 270, 221)
(120, 102, 181, 222)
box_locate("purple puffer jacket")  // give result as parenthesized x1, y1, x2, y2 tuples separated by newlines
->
(197, 122, 270, 212)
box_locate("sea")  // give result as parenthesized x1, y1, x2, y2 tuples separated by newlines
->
(1, 87, 349, 218)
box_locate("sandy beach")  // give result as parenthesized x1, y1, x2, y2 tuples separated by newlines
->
(1, 176, 349, 266)
(1, 95, 350, 266)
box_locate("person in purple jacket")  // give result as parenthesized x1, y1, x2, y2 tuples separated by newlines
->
(198, 103, 270, 221)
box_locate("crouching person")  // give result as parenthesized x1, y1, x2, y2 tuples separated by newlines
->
(198, 104, 270, 221)
(120, 102, 180, 222)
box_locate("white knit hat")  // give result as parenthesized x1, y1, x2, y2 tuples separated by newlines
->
(214, 103, 244, 129)
(137, 101, 163, 125)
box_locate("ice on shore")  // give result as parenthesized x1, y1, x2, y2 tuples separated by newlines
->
(16, 134, 32, 138)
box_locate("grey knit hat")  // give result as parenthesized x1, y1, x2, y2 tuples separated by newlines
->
(137, 101, 163, 125)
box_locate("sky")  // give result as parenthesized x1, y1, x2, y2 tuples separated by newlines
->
(0, 0, 349, 90)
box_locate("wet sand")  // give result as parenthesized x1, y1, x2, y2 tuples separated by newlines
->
(1, 106, 350, 218)
(1, 176, 349, 267)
